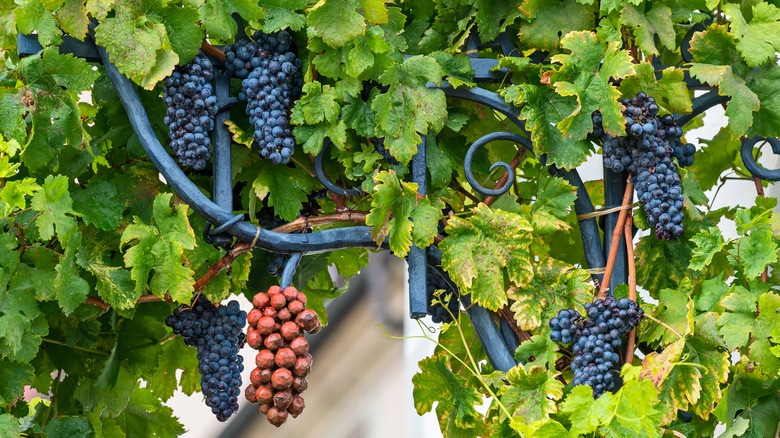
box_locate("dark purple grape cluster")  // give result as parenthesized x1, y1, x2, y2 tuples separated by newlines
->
(592, 92, 688, 240)
(165, 295, 247, 421)
(163, 53, 218, 170)
(550, 297, 644, 398)
(426, 268, 460, 324)
(225, 31, 303, 164)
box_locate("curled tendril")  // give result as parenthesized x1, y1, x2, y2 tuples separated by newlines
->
(464, 131, 534, 197)
(314, 138, 363, 198)
(741, 135, 780, 181)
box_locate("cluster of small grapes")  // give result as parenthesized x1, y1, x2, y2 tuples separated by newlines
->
(163, 53, 218, 170)
(592, 92, 687, 240)
(245, 286, 321, 427)
(224, 31, 303, 164)
(549, 297, 644, 398)
(165, 295, 247, 421)
(426, 268, 459, 324)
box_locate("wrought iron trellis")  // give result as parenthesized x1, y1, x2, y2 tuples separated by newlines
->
(16, 23, 780, 375)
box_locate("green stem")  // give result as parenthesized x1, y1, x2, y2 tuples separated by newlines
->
(41, 337, 111, 356)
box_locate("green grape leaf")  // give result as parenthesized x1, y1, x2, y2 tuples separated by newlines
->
(685, 338, 730, 420)
(94, 5, 179, 89)
(199, 0, 263, 41)
(262, 6, 306, 32)
(514, 334, 558, 371)
(689, 127, 742, 191)
(56, 0, 90, 41)
(619, 62, 692, 115)
(475, 0, 523, 43)
(0, 94, 27, 144)
(54, 233, 90, 315)
(634, 233, 696, 293)
(500, 365, 563, 423)
(0, 273, 44, 360)
(75, 367, 137, 417)
(251, 160, 315, 221)
(518, 0, 595, 51)
(114, 387, 185, 438)
(366, 170, 443, 257)
(76, 238, 137, 317)
(99, 309, 169, 386)
(722, 370, 780, 437)
(120, 194, 196, 302)
(641, 286, 694, 344)
(689, 226, 727, 271)
(16, 0, 62, 46)
(308, 0, 366, 47)
(504, 83, 593, 169)
(722, 3, 780, 68)
(748, 293, 780, 375)
(688, 25, 760, 136)
(425, 134, 458, 190)
(44, 417, 94, 438)
(551, 31, 635, 140)
(601, 372, 664, 437)
(148, 337, 199, 399)
(72, 181, 124, 231)
(440, 204, 533, 311)
(86, 0, 114, 21)
(620, 3, 674, 56)
(292, 81, 341, 125)
(0, 358, 34, 406)
(326, 248, 369, 279)
(560, 385, 615, 435)
(717, 287, 757, 350)
(153, 2, 204, 64)
(413, 355, 483, 429)
(1, 178, 41, 217)
(531, 172, 578, 233)
(373, 56, 447, 164)
(736, 229, 777, 279)
(0, 413, 20, 437)
(696, 273, 730, 313)
(31, 175, 78, 242)
(508, 258, 591, 330)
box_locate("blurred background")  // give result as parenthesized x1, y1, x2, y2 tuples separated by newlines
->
(164, 95, 775, 438)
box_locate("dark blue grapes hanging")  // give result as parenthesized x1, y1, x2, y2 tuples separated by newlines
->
(163, 53, 218, 170)
(225, 30, 304, 164)
(593, 92, 692, 240)
(165, 294, 247, 421)
(549, 297, 644, 398)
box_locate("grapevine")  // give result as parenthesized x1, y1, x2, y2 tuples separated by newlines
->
(3, 2, 780, 438)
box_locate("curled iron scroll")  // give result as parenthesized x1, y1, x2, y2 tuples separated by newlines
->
(314, 138, 363, 198)
(464, 131, 533, 197)
(741, 135, 780, 181)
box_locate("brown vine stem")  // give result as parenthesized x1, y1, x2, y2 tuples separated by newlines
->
(201, 41, 226, 63)
(598, 180, 635, 298)
(41, 337, 110, 356)
(624, 215, 637, 365)
(84, 212, 370, 310)
(483, 148, 527, 207)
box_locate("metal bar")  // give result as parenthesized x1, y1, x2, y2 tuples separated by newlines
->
(408, 134, 428, 318)
(211, 72, 234, 248)
(675, 88, 729, 127)
(17, 33, 102, 61)
(314, 138, 363, 197)
(280, 253, 303, 289)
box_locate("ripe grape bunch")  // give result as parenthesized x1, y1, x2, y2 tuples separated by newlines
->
(426, 268, 460, 324)
(225, 30, 303, 164)
(245, 285, 321, 427)
(165, 294, 247, 421)
(549, 297, 644, 398)
(163, 52, 218, 170)
(593, 92, 690, 240)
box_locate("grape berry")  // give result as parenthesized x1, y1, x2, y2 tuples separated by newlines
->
(163, 53, 218, 170)
(245, 285, 321, 427)
(165, 294, 247, 421)
(549, 297, 644, 398)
